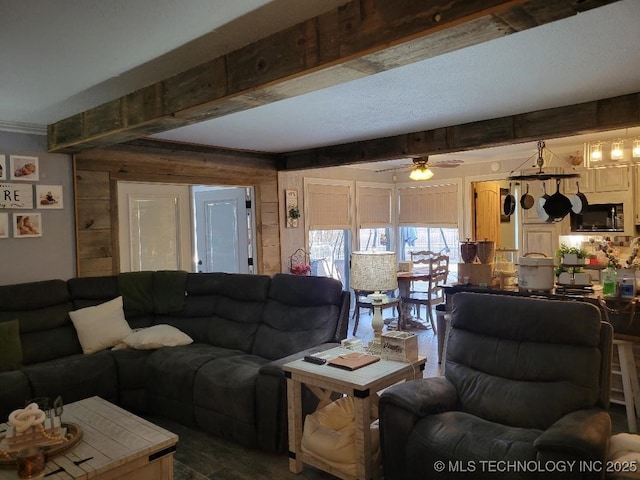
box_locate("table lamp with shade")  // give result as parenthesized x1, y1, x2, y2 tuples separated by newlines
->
(350, 251, 398, 351)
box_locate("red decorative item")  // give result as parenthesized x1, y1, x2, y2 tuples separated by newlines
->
(289, 248, 311, 275)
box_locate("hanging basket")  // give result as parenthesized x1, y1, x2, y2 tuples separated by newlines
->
(289, 248, 311, 275)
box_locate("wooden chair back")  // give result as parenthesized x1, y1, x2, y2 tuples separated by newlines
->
(428, 255, 449, 305)
(410, 250, 437, 266)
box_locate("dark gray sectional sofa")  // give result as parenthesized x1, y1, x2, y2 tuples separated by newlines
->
(0, 271, 349, 453)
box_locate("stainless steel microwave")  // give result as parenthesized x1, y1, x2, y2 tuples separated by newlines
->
(570, 203, 624, 232)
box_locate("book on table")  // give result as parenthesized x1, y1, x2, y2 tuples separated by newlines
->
(328, 352, 380, 371)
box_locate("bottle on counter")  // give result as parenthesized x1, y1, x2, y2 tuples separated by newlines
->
(602, 264, 618, 297)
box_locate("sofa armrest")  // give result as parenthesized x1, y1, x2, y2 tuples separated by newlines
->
(379, 377, 458, 480)
(258, 342, 339, 377)
(534, 409, 611, 460)
(379, 376, 458, 417)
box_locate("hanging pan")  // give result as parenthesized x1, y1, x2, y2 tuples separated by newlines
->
(520, 183, 534, 210)
(536, 183, 551, 221)
(503, 183, 516, 217)
(543, 179, 572, 219)
(570, 182, 588, 214)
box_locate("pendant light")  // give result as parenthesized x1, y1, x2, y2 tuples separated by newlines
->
(611, 140, 624, 160)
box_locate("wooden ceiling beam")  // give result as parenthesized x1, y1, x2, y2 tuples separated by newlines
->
(47, 0, 620, 153)
(281, 91, 640, 169)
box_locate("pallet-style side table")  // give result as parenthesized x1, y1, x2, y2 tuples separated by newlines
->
(284, 347, 426, 480)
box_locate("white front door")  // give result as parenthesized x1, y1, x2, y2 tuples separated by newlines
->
(117, 182, 193, 272)
(193, 187, 252, 273)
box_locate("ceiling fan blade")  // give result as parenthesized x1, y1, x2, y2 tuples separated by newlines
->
(374, 164, 413, 173)
(429, 159, 464, 168)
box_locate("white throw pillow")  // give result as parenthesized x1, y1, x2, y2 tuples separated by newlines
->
(69, 296, 133, 354)
(122, 324, 193, 350)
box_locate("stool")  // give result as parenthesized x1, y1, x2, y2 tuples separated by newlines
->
(611, 339, 640, 433)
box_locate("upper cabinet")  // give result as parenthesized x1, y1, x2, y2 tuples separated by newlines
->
(594, 166, 630, 192)
(563, 168, 594, 195)
(635, 166, 640, 224)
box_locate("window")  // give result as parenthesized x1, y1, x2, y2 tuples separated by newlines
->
(356, 183, 394, 253)
(400, 226, 459, 280)
(305, 179, 353, 286)
(309, 229, 351, 284)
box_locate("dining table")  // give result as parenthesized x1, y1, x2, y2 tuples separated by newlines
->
(396, 268, 432, 330)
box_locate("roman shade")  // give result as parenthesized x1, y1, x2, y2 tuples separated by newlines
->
(398, 183, 457, 226)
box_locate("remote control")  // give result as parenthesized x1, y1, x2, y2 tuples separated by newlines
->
(303, 355, 327, 365)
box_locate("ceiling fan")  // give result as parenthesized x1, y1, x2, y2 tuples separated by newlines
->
(375, 156, 464, 180)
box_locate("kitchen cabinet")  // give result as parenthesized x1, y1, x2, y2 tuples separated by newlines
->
(595, 166, 629, 192)
(564, 168, 594, 194)
(635, 166, 640, 224)
(521, 221, 567, 258)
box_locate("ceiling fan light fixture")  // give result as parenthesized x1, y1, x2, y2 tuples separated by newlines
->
(409, 166, 434, 181)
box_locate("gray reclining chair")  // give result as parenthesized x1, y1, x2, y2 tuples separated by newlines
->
(379, 292, 613, 480)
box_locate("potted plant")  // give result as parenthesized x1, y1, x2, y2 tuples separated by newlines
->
(555, 243, 588, 265)
(288, 206, 300, 221)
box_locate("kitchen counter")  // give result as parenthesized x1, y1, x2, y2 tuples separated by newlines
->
(444, 284, 640, 340)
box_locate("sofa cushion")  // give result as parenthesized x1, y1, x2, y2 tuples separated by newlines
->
(253, 274, 343, 360)
(156, 273, 270, 351)
(118, 271, 154, 316)
(406, 411, 541, 476)
(68, 275, 153, 329)
(447, 293, 603, 429)
(111, 349, 153, 413)
(0, 320, 23, 371)
(22, 350, 118, 405)
(69, 296, 133, 354)
(145, 344, 244, 425)
(194, 354, 269, 448)
(0, 279, 80, 365)
(0, 370, 32, 420)
(123, 324, 193, 349)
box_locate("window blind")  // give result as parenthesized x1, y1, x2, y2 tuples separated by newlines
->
(398, 183, 457, 225)
(306, 183, 351, 229)
(357, 185, 393, 226)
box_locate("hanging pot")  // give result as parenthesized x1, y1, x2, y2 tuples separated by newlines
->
(520, 183, 534, 210)
(543, 179, 572, 219)
(570, 182, 588, 214)
(536, 183, 551, 221)
(503, 183, 516, 217)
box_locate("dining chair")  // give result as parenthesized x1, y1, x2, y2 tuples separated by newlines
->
(351, 289, 401, 335)
(408, 250, 436, 299)
(401, 254, 449, 332)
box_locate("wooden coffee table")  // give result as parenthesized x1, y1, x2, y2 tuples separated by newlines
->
(284, 347, 426, 480)
(0, 396, 178, 480)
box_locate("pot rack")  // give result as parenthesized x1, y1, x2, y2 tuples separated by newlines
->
(507, 140, 580, 182)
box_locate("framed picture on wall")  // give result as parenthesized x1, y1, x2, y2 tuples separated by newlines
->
(36, 185, 63, 209)
(0, 213, 8, 238)
(13, 212, 42, 238)
(10, 155, 39, 181)
(0, 155, 6, 181)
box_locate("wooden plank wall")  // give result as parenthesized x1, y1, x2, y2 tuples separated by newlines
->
(73, 146, 280, 277)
